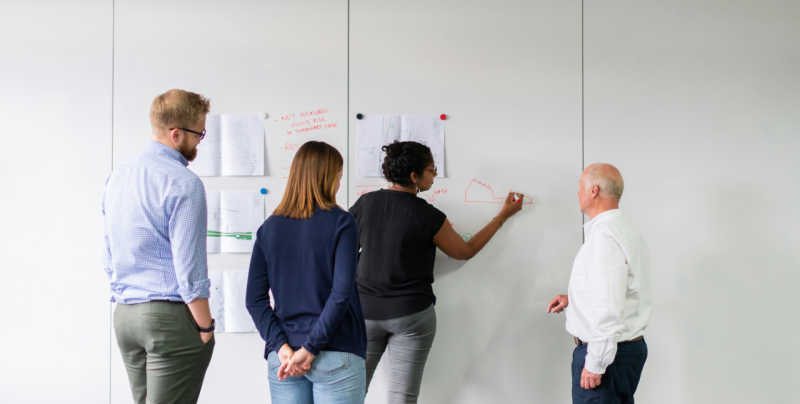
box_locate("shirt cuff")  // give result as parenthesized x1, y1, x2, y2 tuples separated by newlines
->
(584, 339, 616, 374)
(584, 355, 608, 374)
(178, 278, 211, 302)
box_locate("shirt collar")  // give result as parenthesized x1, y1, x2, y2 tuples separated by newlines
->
(583, 208, 621, 235)
(148, 141, 188, 167)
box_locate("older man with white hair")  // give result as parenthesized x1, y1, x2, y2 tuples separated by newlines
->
(547, 163, 652, 404)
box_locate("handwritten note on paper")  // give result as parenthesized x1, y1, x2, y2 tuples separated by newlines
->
(400, 115, 446, 177)
(220, 191, 265, 253)
(206, 191, 265, 254)
(189, 113, 265, 177)
(192, 114, 222, 177)
(356, 114, 446, 178)
(220, 114, 265, 176)
(356, 115, 401, 177)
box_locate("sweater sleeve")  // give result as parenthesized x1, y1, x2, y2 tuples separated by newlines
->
(246, 230, 288, 352)
(302, 214, 359, 355)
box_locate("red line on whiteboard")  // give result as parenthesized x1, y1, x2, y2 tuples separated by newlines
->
(464, 178, 532, 205)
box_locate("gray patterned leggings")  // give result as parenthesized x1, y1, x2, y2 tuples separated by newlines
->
(364, 305, 437, 404)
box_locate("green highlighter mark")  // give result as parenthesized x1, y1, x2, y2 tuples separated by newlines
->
(207, 231, 252, 240)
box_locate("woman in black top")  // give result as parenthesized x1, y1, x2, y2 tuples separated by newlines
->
(349, 141, 523, 403)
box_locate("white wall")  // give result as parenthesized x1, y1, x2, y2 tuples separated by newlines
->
(584, 2, 800, 403)
(1, 1, 798, 403)
(0, 1, 112, 403)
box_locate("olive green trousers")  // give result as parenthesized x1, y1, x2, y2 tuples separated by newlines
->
(114, 301, 214, 404)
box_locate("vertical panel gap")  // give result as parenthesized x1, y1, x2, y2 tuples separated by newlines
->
(578, 0, 585, 239)
(346, 0, 351, 207)
(109, 1, 115, 402)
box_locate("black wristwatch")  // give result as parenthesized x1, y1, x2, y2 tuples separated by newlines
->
(197, 318, 215, 333)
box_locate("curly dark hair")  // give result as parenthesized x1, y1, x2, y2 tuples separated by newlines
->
(381, 141, 434, 186)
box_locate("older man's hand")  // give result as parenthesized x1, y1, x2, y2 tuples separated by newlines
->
(580, 368, 603, 390)
(546, 294, 568, 313)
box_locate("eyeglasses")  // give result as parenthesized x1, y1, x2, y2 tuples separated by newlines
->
(426, 165, 438, 176)
(171, 127, 206, 140)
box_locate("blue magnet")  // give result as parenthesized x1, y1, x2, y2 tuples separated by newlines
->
(260, 188, 268, 195)
(356, 113, 364, 120)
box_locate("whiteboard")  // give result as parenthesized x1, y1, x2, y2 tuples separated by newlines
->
(583, 1, 800, 403)
(104, 1, 800, 404)
(348, 1, 580, 402)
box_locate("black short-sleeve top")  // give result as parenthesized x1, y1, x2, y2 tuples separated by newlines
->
(349, 189, 447, 320)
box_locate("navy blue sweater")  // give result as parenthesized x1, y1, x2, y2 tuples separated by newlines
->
(245, 207, 366, 359)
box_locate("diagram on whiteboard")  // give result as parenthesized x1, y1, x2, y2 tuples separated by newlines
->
(464, 178, 532, 205)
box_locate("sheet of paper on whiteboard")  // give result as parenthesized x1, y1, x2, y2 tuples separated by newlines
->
(400, 115, 446, 177)
(356, 114, 445, 178)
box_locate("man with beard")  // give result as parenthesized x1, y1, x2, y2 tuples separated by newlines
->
(102, 89, 215, 404)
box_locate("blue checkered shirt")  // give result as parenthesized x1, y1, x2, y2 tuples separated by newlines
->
(102, 141, 210, 303)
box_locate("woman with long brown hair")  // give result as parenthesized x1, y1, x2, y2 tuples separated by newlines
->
(246, 141, 366, 403)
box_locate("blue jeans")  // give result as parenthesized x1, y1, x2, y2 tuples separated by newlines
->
(571, 339, 647, 404)
(267, 350, 366, 404)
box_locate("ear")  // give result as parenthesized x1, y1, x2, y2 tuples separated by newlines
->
(591, 184, 601, 198)
(409, 171, 419, 185)
(168, 128, 181, 145)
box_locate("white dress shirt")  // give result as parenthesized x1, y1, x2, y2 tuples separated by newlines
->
(565, 209, 652, 374)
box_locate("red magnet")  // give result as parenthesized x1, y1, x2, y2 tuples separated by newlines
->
(440, 114, 447, 120)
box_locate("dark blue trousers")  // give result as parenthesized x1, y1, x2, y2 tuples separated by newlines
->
(571, 338, 647, 404)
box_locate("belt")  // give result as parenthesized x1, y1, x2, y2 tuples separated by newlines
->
(573, 336, 643, 346)
(149, 299, 185, 305)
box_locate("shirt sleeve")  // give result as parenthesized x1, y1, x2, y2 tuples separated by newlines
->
(583, 232, 629, 374)
(348, 197, 362, 249)
(426, 204, 447, 240)
(246, 231, 288, 351)
(302, 213, 359, 355)
(348, 196, 361, 218)
(167, 177, 210, 302)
